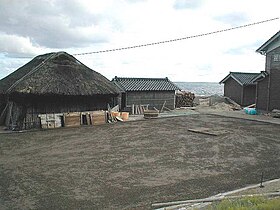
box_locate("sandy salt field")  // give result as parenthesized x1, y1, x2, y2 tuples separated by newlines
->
(0, 114, 280, 209)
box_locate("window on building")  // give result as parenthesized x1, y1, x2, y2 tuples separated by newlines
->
(273, 54, 280, 62)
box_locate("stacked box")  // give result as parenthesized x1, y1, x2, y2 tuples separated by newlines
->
(64, 112, 81, 127)
(38, 113, 63, 129)
(90, 111, 106, 125)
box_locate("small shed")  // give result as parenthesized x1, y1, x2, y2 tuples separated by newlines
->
(255, 30, 280, 111)
(219, 72, 261, 106)
(112, 77, 180, 111)
(0, 52, 120, 129)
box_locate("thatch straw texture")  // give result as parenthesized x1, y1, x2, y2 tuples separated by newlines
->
(0, 52, 119, 96)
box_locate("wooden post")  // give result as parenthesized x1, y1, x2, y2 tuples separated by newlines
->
(132, 104, 134, 115)
(160, 100, 166, 113)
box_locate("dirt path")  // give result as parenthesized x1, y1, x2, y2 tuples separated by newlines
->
(0, 114, 279, 209)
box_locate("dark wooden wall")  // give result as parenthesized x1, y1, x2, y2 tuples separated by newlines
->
(4, 94, 117, 129)
(269, 69, 280, 110)
(265, 46, 280, 73)
(257, 46, 280, 111)
(0, 94, 5, 114)
(224, 77, 242, 105)
(126, 91, 176, 110)
(11, 94, 116, 113)
(256, 76, 269, 111)
(243, 85, 256, 106)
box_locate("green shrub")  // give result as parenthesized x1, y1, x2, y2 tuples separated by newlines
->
(207, 196, 280, 210)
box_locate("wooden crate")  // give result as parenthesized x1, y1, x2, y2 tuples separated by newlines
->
(64, 112, 81, 127)
(38, 113, 63, 129)
(81, 112, 91, 125)
(90, 111, 106, 125)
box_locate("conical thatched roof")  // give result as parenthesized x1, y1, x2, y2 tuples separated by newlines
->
(0, 52, 119, 96)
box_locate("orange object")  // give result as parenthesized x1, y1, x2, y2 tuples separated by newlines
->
(121, 112, 129, 121)
(111, 111, 120, 117)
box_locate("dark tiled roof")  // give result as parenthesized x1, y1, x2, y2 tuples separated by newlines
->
(256, 30, 280, 54)
(112, 77, 180, 91)
(220, 72, 261, 86)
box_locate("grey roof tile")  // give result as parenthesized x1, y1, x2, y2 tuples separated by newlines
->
(220, 72, 261, 86)
(112, 77, 180, 91)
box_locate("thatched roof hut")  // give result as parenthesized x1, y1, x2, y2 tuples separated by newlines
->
(0, 52, 118, 95)
(0, 52, 120, 129)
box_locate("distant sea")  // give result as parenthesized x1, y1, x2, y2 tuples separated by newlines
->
(175, 82, 224, 96)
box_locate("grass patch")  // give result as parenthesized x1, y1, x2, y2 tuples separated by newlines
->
(207, 196, 280, 210)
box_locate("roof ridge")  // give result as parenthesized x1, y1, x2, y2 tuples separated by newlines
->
(256, 30, 280, 54)
(230, 72, 260, 74)
(112, 76, 179, 91)
(113, 76, 169, 80)
(220, 72, 262, 85)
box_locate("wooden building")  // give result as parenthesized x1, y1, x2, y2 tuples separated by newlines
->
(0, 52, 120, 129)
(255, 30, 280, 111)
(219, 72, 260, 106)
(112, 77, 180, 111)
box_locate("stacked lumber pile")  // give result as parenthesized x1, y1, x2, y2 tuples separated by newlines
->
(176, 91, 195, 107)
(128, 104, 149, 115)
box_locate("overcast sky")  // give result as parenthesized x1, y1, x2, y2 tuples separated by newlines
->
(0, 0, 279, 82)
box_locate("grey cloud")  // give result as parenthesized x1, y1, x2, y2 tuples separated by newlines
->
(214, 13, 248, 26)
(0, 33, 38, 58)
(173, 0, 204, 10)
(125, 0, 147, 3)
(0, 0, 116, 50)
(0, 57, 28, 79)
(225, 41, 263, 55)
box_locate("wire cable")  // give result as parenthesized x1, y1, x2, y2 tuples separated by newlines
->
(73, 17, 279, 56)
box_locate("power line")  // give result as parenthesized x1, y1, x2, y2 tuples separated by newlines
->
(73, 17, 279, 56)
(3, 17, 278, 59)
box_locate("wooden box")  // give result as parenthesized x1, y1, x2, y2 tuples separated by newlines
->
(64, 112, 81, 127)
(90, 111, 106, 125)
(39, 113, 63, 129)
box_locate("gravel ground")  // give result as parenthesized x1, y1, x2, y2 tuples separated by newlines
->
(0, 114, 280, 209)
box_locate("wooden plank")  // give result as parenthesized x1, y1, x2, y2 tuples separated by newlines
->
(140, 105, 144, 114)
(188, 128, 218, 136)
(163, 106, 172, 111)
(5, 102, 13, 127)
(0, 103, 8, 124)
(137, 105, 140, 115)
(131, 104, 134, 115)
(160, 100, 166, 113)
(245, 103, 256, 108)
(115, 116, 123, 122)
